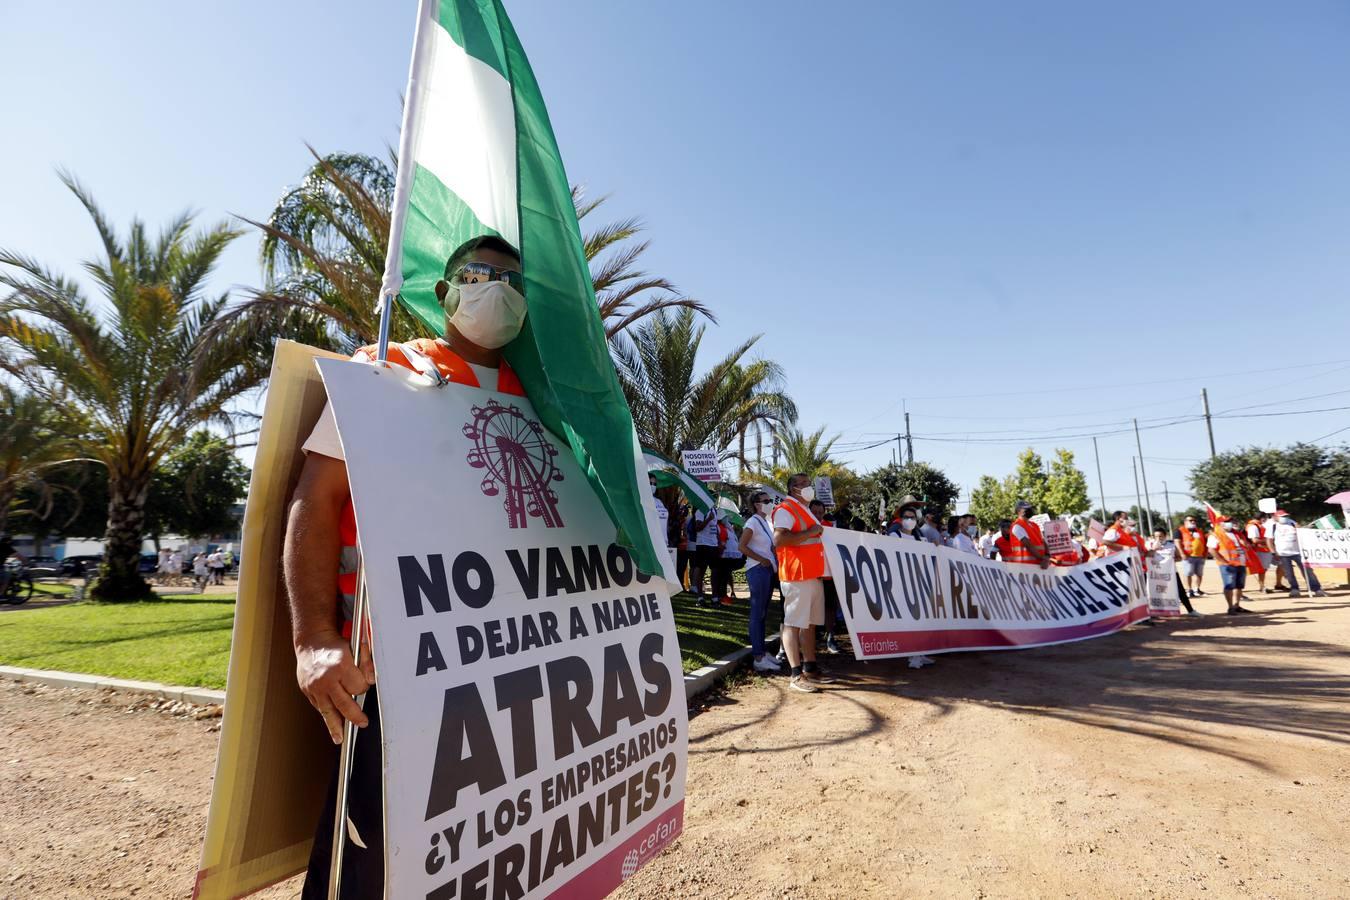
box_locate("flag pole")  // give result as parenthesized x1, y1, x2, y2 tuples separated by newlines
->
(330, 2, 436, 896)
(376, 0, 438, 364)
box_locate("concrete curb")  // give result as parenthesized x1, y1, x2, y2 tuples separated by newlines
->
(683, 634, 781, 700)
(0, 665, 225, 705)
(3, 630, 771, 707)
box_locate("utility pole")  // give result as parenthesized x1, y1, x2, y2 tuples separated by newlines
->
(1133, 418, 1155, 534)
(1162, 480, 1174, 532)
(1201, 388, 1217, 459)
(894, 434, 903, 468)
(1092, 436, 1107, 520)
(904, 412, 913, 465)
(1132, 457, 1144, 528)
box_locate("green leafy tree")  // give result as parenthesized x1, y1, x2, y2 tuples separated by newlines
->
(969, 473, 1017, 530)
(214, 150, 709, 352)
(859, 461, 960, 527)
(1044, 448, 1091, 517)
(0, 384, 82, 537)
(0, 174, 267, 600)
(1189, 444, 1350, 523)
(612, 308, 796, 468)
(1011, 448, 1049, 511)
(143, 432, 249, 541)
(1089, 506, 1168, 530)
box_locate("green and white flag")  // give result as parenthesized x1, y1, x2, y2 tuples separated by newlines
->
(381, 0, 669, 579)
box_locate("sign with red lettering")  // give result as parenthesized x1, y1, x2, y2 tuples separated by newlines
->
(319, 358, 687, 899)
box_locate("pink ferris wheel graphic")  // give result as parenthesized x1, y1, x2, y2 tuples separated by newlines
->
(463, 399, 564, 529)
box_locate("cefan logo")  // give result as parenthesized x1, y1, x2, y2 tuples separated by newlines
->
(617, 814, 679, 882)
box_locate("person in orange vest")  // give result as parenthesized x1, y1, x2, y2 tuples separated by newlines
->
(284, 235, 528, 896)
(771, 473, 838, 693)
(992, 519, 1016, 561)
(1005, 500, 1051, 567)
(1102, 510, 1146, 566)
(1245, 513, 1276, 593)
(1172, 514, 1209, 598)
(1207, 515, 1253, 615)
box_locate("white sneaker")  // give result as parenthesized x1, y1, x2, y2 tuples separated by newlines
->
(1186, 608, 1203, 617)
(753, 655, 782, 673)
(915, 655, 937, 665)
(789, 675, 819, 693)
(908, 657, 929, 669)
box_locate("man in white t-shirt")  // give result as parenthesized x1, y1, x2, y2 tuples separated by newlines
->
(772, 474, 836, 693)
(1270, 511, 1327, 598)
(688, 505, 722, 607)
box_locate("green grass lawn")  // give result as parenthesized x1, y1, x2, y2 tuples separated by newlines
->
(0, 590, 778, 687)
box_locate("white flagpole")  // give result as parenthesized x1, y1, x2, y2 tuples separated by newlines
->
(375, 0, 438, 364)
(330, 4, 435, 896)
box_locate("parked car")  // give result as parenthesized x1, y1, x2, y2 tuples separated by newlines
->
(20, 556, 63, 579)
(61, 554, 103, 577)
(138, 553, 159, 574)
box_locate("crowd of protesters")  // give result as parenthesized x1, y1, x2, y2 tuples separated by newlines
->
(656, 476, 1336, 694)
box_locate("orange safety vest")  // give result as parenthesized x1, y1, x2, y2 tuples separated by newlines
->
(1236, 529, 1266, 575)
(994, 534, 1015, 560)
(334, 339, 525, 636)
(1004, 517, 1046, 564)
(1245, 519, 1269, 552)
(774, 496, 826, 582)
(1177, 526, 1207, 558)
(1212, 526, 1247, 567)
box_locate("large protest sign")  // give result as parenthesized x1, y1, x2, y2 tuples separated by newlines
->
(1298, 528, 1350, 568)
(318, 358, 687, 899)
(820, 530, 1149, 659)
(196, 341, 346, 900)
(1146, 553, 1181, 617)
(680, 449, 721, 482)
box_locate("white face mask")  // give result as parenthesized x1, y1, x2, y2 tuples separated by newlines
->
(798, 486, 815, 503)
(901, 518, 917, 532)
(966, 525, 979, 538)
(447, 280, 527, 349)
(1222, 521, 1236, 532)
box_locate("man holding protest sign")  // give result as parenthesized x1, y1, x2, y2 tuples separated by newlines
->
(772, 474, 836, 693)
(286, 236, 531, 897)
(1006, 500, 1051, 568)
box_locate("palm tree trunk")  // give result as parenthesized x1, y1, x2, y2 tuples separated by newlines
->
(91, 469, 153, 601)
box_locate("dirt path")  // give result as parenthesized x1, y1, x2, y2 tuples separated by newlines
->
(3, 587, 1349, 898)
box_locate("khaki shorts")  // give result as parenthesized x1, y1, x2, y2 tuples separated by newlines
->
(781, 579, 825, 629)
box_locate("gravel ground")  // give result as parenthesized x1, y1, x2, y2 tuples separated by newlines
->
(2, 582, 1348, 899)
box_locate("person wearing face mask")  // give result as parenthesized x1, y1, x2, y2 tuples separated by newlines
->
(739, 493, 782, 672)
(1207, 515, 1253, 614)
(1270, 510, 1328, 598)
(993, 519, 1016, 561)
(1007, 500, 1051, 568)
(286, 235, 528, 896)
(947, 515, 978, 554)
(771, 474, 836, 693)
(885, 496, 925, 540)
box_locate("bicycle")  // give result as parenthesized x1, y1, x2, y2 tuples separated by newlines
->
(1, 567, 34, 605)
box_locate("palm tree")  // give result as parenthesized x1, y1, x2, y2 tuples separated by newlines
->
(0, 384, 82, 538)
(612, 308, 796, 467)
(214, 149, 709, 351)
(774, 424, 839, 475)
(0, 174, 267, 600)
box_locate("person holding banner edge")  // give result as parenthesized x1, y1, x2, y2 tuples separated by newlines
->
(284, 236, 528, 899)
(772, 474, 837, 693)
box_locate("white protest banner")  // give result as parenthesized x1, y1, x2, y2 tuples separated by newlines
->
(813, 476, 835, 508)
(1042, 518, 1073, 556)
(320, 359, 688, 899)
(1146, 553, 1181, 617)
(679, 449, 721, 482)
(820, 530, 1149, 659)
(1298, 528, 1350, 568)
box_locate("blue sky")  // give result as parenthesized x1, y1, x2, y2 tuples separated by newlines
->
(4, 0, 1349, 514)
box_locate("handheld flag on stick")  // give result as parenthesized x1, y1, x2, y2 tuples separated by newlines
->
(380, 0, 665, 577)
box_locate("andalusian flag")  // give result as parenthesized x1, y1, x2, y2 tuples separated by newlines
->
(381, 0, 667, 577)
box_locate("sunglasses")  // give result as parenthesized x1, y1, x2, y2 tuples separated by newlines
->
(450, 261, 525, 293)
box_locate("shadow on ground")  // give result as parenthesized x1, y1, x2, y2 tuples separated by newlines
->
(690, 597, 1350, 770)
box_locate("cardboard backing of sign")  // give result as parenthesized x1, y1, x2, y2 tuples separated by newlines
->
(194, 340, 346, 900)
